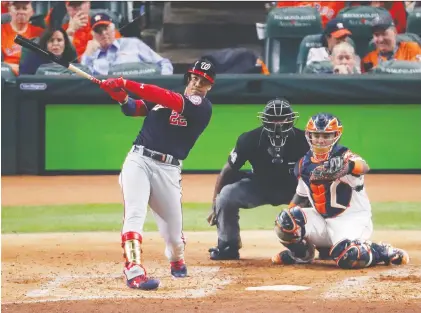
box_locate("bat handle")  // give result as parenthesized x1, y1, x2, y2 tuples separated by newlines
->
(68, 64, 102, 85)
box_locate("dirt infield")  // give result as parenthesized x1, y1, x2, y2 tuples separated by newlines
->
(3, 174, 421, 205)
(2, 174, 421, 313)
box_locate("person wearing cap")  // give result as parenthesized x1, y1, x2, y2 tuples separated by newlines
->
(44, 1, 121, 58)
(361, 15, 421, 72)
(306, 18, 353, 66)
(81, 12, 173, 76)
(19, 27, 78, 75)
(369, 1, 407, 33)
(1, 1, 44, 74)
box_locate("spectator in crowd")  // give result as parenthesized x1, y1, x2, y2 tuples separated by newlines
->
(303, 41, 360, 74)
(1, 1, 10, 14)
(81, 12, 173, 75)
(331, 41, 361, 74)
(369, 1, 407, 33)
(362, 15, 421, 72)
(19, 28, 78, 75)
(1, 1, 44, 74)
(276, 1, 345, 28)
(306, 18, 352, 66)
(44, 1, 121, 58)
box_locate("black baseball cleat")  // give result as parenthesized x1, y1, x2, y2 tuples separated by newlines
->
(208, 246, 240, 260)
(371, 242, 410, 265)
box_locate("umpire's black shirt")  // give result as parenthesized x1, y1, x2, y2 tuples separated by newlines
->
(227, 126, 309, 190)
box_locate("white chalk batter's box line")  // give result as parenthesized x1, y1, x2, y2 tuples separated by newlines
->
(3, 267, 232, 304)
(323, 266, 421, 300)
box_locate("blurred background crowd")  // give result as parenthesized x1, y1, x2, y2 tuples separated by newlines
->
(1, 1, 421, 77)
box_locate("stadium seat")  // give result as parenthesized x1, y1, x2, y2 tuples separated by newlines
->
(302, 60, 334, 74)
(407, 7, 421, 37)
(367, 33, 421, 53)
(1, 62, 17, 82)
(404, 33, 421, 46)
(19, 37, 41, 68)
(296, 34, 356, 73)
(1, 13, 11, 24)
(337, 6, 391, 59)
(264, 7, 323, 74)
(109, 62, 161, 76)
(35, 63, 90, 76)
(368, 59, 421, 74)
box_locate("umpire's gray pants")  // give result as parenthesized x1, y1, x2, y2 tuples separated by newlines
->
(215, 178, 293, 244)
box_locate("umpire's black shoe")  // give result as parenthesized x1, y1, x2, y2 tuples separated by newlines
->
(208, 246, 240, 260)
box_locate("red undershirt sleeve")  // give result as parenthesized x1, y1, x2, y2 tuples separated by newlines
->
(124, 81, 184, 113)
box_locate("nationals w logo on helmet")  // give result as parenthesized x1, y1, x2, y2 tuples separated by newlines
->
(200, 62, 211, 70)
(184, 58, 216, 85)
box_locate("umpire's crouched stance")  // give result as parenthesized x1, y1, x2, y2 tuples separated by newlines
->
(207, 98, 310, 260)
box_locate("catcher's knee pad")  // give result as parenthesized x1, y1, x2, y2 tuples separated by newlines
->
(122, 232, 143, 265)
(274, 206, 307, 244)
(330, 239, 373, 269)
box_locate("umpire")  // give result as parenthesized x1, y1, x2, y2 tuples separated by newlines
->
(207, 98, 310, 260)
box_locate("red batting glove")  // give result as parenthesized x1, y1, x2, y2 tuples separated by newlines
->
(100, 79, 128, 103)
(102, 77, 126, 90)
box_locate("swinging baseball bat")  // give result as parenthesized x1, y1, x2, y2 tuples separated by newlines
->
(14, 34, 102, 85)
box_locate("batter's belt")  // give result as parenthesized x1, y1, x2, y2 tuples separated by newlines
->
(132, 145, 181, 166)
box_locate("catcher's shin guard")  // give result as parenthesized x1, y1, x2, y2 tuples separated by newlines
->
(272, 207, 313, 265)
(330, 239, 375, 269)
(274, 206, 306, 245)
(330, 239, 410, 269)
(272, 240, 315, 265)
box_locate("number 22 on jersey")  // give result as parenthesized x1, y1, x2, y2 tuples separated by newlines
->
(169, 110, 187, 127)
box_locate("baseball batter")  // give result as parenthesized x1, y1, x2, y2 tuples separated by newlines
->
(272, 113, 409, 269)
(100, 59, 216, 290)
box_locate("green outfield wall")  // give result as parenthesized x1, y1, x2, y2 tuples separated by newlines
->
(3, 74, 421, 174)
(45, 104, 421, 171)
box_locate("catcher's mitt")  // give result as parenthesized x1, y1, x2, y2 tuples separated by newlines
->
(310, 156, 349, 184)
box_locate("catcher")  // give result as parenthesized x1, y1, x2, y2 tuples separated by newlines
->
(272, 113, 409, 269)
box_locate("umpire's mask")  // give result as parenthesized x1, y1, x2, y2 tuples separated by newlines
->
(257, 98, 299, 163)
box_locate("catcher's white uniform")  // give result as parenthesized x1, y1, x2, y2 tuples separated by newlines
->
(294, 146, 373, 248)
(273, 114, 409, 269)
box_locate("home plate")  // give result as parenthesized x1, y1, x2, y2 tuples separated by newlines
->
(246, 285, 311, 291)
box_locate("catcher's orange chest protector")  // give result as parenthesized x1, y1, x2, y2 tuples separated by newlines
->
(296, 145, 353, 218)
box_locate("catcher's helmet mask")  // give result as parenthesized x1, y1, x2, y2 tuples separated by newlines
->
(305, 113, 343, 161)
(257, 98, 299, 163)
(184, 59, 216, 85)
